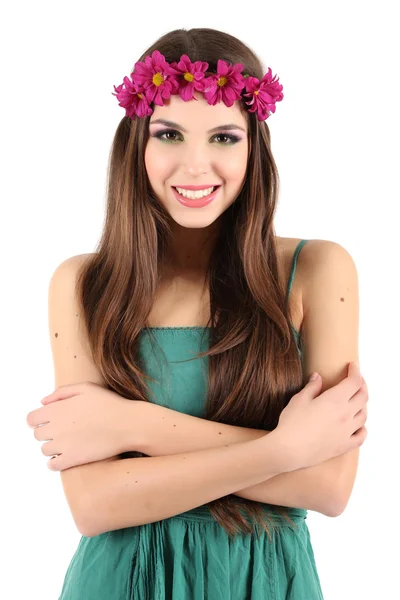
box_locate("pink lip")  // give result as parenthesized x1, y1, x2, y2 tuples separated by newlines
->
(173, 184, 221, 190)
(172, 185, 220, 208)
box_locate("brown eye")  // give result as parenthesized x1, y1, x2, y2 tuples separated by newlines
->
(152, 129, 181, 143)
(151, 129, 241, 145)
(215, 134, 230, 144)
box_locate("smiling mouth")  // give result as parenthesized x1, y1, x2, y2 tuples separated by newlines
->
(172, 185, 220, 195)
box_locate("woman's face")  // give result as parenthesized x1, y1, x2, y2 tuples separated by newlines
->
(144, 91, 250, 230)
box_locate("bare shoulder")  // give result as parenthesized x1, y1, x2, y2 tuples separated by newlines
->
(56, 252, 95, 273)
(50, 253, 97, 291)
(48, 251, 102, 389)
(293, 239, 358, 319)
(276, 237, 351, 331)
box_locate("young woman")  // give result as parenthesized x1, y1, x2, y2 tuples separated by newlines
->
(27, 27, 368, 599)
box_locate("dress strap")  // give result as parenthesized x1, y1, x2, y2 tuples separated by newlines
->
(286, 239, 308, 301)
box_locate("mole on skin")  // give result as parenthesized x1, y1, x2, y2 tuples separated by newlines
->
(55, 332, 77, 357)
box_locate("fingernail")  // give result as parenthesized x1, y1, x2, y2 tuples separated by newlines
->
(310, 372, 319, 381)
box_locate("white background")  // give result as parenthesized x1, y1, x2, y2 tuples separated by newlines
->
(2, 1, 398, 599)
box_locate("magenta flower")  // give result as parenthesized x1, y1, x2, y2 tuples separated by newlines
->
(242, 68, 284, 120)
(112, 76, 153, 119)
(131, 50, 180, 107)
(168, 54, 209, 101)
(202, 59, 245, 107)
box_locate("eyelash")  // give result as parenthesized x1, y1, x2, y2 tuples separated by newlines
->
(151, 129, 241, 145)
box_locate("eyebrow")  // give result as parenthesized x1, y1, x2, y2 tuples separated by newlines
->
(149, 118, 246, 134)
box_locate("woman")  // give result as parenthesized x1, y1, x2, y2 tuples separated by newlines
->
(27, 27, 368, 599)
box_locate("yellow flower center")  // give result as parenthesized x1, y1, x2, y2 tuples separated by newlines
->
(137, 93, 143, 99)
(254, 90, 259, 95)
(184, 72, 194, 82)
(217, 76, 228, 87)
(152, 72, 164, 87)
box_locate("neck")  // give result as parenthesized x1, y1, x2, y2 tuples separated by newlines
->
(163, 220, 220, 275)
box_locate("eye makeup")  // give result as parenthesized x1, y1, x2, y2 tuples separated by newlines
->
(150, 128, 242, 145)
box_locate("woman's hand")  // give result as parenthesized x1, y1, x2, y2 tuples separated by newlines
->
(26, 383, 136, 471)
(273, 362, 369, 471)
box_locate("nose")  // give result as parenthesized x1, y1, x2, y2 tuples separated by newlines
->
(182, 145, 213, 176)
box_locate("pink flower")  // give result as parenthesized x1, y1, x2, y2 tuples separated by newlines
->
(242, 68, 284, 120)
(131, 50, 180, 106)
(169, 54, 209, 101)
(202, 59, 245, 107)
(112, 76, 153, 119)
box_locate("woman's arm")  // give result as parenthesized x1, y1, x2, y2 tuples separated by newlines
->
(80, 431, 293, 537)
(122, 241, 362, 518)
(237, 241, 362, 518)
(127, 400, 342, 516)
(134, 401, 268, 456)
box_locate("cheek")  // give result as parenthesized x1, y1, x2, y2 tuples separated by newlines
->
(219, 152, 248, 181)
(145, 142, 248, 184)
(144, 146, 172, 181)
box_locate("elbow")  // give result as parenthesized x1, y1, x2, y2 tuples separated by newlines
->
(78, 516, 100, 538)
(62, 493, 96, 537)
(79, 507, 103, 538)
(75, 496, 99, 538)
(323, 499, 348, 518)
(78, 517, 96, 538)
(325, 451, 360, 517)
(321, 482, 350, 518)
(75, 510, 94, 538)
(78, 496, 112, 538)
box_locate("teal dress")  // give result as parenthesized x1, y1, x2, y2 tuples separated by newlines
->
(58, 239, 324, 599)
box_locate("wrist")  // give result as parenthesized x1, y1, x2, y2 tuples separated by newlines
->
(258, 429, 299, 474)
(121, 398, 149, 454)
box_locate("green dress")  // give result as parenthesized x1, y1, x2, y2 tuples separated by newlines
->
(58, 239, 324, 599)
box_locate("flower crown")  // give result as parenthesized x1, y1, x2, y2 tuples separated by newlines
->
(112, 50, 284, 122)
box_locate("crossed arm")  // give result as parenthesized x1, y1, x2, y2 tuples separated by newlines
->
(121, 398, 356, 518)
(114, 242, 362, 518)
(56, 242, 361, 533)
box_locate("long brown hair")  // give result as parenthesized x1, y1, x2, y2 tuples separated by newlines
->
(76, 27, 306, 538)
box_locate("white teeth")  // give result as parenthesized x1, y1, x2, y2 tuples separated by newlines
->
(175, 186, 215, 199)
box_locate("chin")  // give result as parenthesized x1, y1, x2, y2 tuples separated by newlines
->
(169, 212, 220, 229)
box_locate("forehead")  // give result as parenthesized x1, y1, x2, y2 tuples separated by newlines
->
(150, 90, 248, 132)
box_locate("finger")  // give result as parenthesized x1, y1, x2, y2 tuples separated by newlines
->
(349, 380, 368, 406)
(332, 363, 363, 398)
(296, 373, 322, 397)
(349, 361, 363, 382)
(308, 372, 321, 383)
(307, 373, 322, 395)
(361, 378, 369, 399)
(26, 408, 50, 429)
(350, 426, 368, 448)
(34, 424, 52, 441)
(41, 396, 55, 405)
(352, 409, 368, 431)
(41, 390, 68, 405)
(41, 383, 85, 405)
(349, 388, 368, 415)
(41, 440, 57, 455)
(48, 455, 62, 471)
(353, 405, 367, 422)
